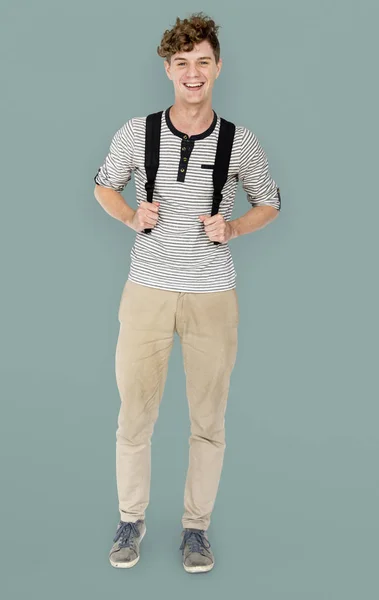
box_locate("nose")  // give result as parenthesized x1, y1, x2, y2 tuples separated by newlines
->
(186, 63, 201, 78)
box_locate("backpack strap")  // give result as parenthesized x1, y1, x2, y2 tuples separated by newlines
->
(211, 118, 236, 245)
(144, 111, 163, 233)
(143, 112, 235, 243)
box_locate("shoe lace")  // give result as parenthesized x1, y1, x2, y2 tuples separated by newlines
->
(113, 521, 140, 549)
(180, 529, 211, 555)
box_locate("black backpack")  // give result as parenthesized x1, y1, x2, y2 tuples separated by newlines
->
(144, 110, 236, 245)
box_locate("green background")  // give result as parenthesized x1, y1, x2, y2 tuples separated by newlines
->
(1, 1, 378, 598)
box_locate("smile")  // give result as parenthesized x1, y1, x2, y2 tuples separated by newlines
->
(183, 83, 205, 90)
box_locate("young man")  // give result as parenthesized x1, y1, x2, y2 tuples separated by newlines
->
(94, 13, 280, 574)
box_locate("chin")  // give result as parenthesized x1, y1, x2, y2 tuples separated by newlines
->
(181, 93, 207, 103)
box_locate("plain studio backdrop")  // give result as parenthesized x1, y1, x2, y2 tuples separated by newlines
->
(0, 1, 378, 599)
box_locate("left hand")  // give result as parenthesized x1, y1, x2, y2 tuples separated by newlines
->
(198, 213, 234, 244)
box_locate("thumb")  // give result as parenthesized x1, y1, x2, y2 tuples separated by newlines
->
(198, 215, 206, 222)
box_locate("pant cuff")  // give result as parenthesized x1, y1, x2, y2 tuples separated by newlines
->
(182, 521, 209, 531)
(119, 511, 145, 523)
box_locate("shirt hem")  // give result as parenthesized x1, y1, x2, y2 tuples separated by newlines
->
(127, 274, 237, 294)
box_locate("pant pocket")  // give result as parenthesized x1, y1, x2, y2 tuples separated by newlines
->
(118, 280, 132, 322)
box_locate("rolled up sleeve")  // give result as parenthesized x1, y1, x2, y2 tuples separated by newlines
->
(94, 118, 135, 192)
(239, 127, 281, 211)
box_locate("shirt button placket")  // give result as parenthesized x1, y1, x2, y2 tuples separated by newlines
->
(178, 135, 191, 180)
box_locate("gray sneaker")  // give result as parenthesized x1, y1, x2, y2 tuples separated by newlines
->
(109, 520, 146, 568)
(180, 528, 215, 573)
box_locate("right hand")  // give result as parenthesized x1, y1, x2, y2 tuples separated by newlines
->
(129, 201, 160, 232)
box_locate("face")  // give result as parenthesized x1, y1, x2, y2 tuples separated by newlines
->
(164, 39, 222, 106)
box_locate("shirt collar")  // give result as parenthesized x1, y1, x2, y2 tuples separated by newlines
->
(165, 106, 218, 141)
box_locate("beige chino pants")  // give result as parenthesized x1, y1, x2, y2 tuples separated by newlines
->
(115, 279, 239, 531)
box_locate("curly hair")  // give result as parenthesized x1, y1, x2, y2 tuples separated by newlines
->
(157, 13, 221, 64)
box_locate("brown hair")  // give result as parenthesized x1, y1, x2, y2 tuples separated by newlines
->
(157, 13, 221, 64)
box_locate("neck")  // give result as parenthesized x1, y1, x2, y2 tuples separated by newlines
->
(169, 102, 214, 137)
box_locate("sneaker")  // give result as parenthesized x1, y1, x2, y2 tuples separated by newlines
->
(180, 528, 215, 573)
(109, 520, 146, 568)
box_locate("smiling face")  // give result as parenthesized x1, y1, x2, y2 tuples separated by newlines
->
(164, 39, 222, 107)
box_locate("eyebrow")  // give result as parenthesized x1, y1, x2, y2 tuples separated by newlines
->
(173, 56, 212, 62)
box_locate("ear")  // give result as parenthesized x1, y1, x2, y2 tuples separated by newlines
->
(164, 59, 173, 81)
(215, 58, 223, 79)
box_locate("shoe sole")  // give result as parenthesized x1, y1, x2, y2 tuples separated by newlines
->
(183, 561, 215, 574)
(109, 526, 146, 569)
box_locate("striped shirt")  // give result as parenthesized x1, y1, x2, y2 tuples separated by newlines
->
(94, 106, 281, 293)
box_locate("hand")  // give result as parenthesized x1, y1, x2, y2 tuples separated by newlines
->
(198, 213, 234, 244)
(130, 201, 160, 232)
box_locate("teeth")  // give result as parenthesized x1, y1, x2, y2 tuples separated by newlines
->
(185, 83, 203, 88)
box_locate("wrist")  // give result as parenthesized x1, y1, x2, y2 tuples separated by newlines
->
(122, 207, 136, 229)
(228, 219, 240, 241)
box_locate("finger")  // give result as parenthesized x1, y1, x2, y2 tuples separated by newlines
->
(143, 214, 158, 226)
(205, 222, 224, 234)
(146, 207, 160, 218)
(139, 209, 158, 224)
(141, 201, 160, 213)
(142, 211, 159, 226)
(203, 215, 223, 226)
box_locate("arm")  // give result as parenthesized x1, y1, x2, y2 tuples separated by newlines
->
(93, 119, 159, 232)
(93, 119, 136, 228)
(94, 184, 136, 228)
(228, 203, 279, 240)
(94, 184, 160, 232)
(200, 128, 281, 243)
(230, 127, 281, 239)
